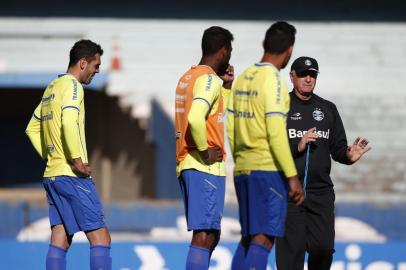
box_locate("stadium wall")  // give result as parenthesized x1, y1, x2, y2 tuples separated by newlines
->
(1, 201, 405, 240)
(1, 19, 404, 203)
(149, 99, 180, 199)
(0, 78, 155, 200)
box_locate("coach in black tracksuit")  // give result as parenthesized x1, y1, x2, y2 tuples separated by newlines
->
(275, 57, 371, 270)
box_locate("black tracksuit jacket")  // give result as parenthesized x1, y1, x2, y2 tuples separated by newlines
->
(287, 91, 353, 192)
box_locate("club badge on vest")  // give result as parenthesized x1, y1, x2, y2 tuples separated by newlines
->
(313, 108, 324, 121)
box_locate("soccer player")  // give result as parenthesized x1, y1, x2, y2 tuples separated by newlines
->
(25, 40, 111, 270)
(227, 21, 304, 270)
(275, 56, 371, 270)
(175, 26, 234, 270)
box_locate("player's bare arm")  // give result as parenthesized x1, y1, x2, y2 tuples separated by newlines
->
(287, 176, 305, 205)
(347, 137, 371, 162)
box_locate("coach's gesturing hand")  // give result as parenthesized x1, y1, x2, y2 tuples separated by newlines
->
(199, 146, 223, 165)
(298, 127, 319, 152)
(288, 176, 305, 205)
(347, 137, 371, 162)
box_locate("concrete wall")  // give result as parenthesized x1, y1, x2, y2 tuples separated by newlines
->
(0, 18, 405, 202)
(0, 87, 155, 200)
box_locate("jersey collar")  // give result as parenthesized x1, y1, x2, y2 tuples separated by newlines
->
(291, 89, 315, 104)
(255, 62, 275, 67)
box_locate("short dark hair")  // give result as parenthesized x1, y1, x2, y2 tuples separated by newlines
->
(68, 39, 103, 68)
(264, 21, 296, 54)
(202, 26, 234, 56)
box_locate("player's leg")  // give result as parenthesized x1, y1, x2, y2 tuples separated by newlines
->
(50, 225, 73, 249)
(210, 173, 225, 254)
(246, 234, 274, 270)
(77, 178, 112, 270)
(86, 227, 111, 246)
(46, 225, 73, 270)
(191, 229, 220, 250)
(51, 176, 112, 270)
(306, 191, 335, 270)
(231, 172, 249, 270)
(275, 201, 307, 270)
(179, 170, 225, 270)
(245, 171, 289, 270)
(43, 178, 75, 270)
(187, 229, 219, 270)
(231, 236, 250, 270)
(179, 172, 211, 269)
(86, 227, 112, 270)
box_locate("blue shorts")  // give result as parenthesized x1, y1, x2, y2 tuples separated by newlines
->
(43, 176, 106, 235)
(234, 170, 288, 237)
(178, 169, 225, 231)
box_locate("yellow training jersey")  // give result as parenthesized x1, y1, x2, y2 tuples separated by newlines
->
(175, 65, 226, 177)
(227, 63, 297, 177)
(26, 74, 88, 177)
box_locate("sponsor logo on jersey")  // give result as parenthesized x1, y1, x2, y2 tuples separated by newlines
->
(42, 93, 55, 103)
(175, 108, 185, 113)
(205, 75, 213, 91)
(42, 112, 53, 121)
(235, 89, 258, 97)
(184, 74, 192, 80)
(217, 112, 224, 123)
(275, 72, 281, 104)
(313, 108, 324, 121)
(72, 79, 78, 100)
(175, 94, 186, 103)
(175, 131, 181, 140)
(178, 81, 188, 89)
(235, 110, 255, 118)
(288, 128, 330, 139)
(175, 93, 186, 113)
(47, 145, 55, 153)
(244, 71, 257, 81)
(290, 112, 302, 120)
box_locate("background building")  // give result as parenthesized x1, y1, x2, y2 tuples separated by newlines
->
(0, 1, 405, 268)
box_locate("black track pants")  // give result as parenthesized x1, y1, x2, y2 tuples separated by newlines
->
(276, 191, 335, 270)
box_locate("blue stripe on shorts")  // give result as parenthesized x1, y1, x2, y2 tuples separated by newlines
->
(43, 176, 106, 235)
(234, 170, 288, 237)
(178, 169, 225, 231)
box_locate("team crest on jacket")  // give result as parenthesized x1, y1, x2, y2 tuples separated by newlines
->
(313, 108, 324, 121)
